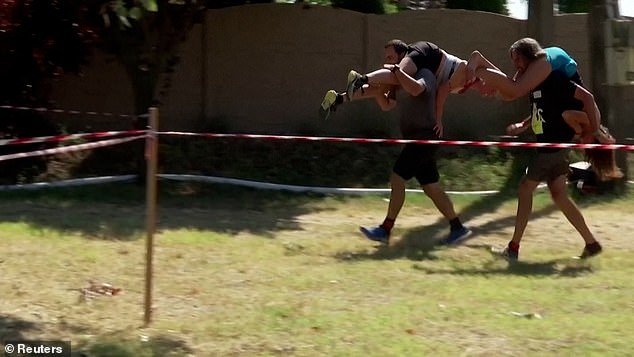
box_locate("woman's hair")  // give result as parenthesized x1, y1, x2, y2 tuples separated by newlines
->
(509, 37, 547, 62)
(565, 116, 623, 182)
(585, 126, 624, 181)
(385, 39, 409, 55)
(585, 148, 624, 181)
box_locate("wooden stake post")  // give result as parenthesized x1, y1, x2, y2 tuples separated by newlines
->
(144, 107, 159, 326)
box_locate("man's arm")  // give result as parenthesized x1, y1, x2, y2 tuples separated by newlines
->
(573, 83, 600, 137)
(434, 82, 451, 137)
(436, 82, 450, 121)
(386, 64, 425, 97)
(506, 116, 531, 136)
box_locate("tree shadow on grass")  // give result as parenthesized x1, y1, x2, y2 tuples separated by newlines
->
(73, 332, 194, 357)
(0, 314, 194, 357)
(335, 227, 444, 262)
(335, 203, 560, 263)
(0, 181, 331, 241)
(334, 150, 530, 262)
(335, 148, 624, 263)
(412, 245, 596, 277)
(0, 314, 38, 341)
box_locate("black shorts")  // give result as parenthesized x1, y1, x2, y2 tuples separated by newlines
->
(393, 143, 439, 185)
(526, 149, 570, 182)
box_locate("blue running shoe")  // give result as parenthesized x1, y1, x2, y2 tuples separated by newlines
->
(359, 225, 389, 244)
(441, 226, 472, 245)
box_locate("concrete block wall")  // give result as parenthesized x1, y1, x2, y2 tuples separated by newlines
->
(50, 4, 632, 140)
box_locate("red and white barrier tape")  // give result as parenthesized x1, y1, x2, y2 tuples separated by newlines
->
(1, 129, 628, 163)
(0, 105, 142, 119)
(159, 132, 634, 151)
(0, 135, 145, 162)
(0, 130, 147, 147)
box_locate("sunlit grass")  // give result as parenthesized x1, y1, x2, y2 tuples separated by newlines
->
(0, 184, 633, 356)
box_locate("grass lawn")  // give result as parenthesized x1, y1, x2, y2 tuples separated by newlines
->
(1, 182, 633, 356)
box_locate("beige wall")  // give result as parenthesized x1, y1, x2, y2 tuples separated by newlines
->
(50, 55, 136, 131)
(51, 4, 633, 139)
(200, 5, 531, 138)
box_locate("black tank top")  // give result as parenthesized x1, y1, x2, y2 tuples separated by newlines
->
(529, 71, 577, 152)
(406, 41, 443, 74)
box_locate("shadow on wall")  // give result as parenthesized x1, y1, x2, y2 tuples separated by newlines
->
(51, 4, 617, 138)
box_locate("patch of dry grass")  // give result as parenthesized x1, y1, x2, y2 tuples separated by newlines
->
(1, 183, 634, 356)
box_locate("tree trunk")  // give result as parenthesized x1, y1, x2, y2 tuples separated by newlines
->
(527, 0, 554, 45)
(588, 0, 608, 109)
(588, 0, 629, 186)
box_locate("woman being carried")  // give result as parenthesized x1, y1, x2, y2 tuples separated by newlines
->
(467, 37, 622, 181)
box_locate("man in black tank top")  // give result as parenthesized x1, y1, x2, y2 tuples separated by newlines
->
(492, 70, 603, 261)
(345, 39, 444, 99)
(319, 39, 445, 123)
(356, 67, 472, 246)
(318, 39, 494, 133)
(403, 41, 444, 75)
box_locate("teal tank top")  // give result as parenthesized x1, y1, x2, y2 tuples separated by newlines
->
(545, 47, 577, 78)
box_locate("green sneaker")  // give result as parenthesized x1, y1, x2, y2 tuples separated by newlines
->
(318, 90, 339, 120)
(346, 70, 364, 100)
